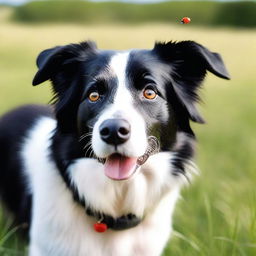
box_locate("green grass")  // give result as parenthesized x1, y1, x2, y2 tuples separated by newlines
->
(0, 13, 256, 255)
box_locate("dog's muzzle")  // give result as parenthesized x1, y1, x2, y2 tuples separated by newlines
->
(103, 136, 160, 181)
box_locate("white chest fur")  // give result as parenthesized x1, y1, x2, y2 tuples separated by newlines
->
(22, 118, 182, 256)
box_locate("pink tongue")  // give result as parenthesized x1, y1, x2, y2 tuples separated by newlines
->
(104, 154, 137, 180)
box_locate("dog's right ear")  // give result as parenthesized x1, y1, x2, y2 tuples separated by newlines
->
(32, 46, 62, 86)
(32, 41, 97, 86)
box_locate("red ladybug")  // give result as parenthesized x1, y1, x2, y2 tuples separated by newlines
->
(181, 17, 191, 24)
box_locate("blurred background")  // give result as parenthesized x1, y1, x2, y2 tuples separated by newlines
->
(0, 0, 255, 255)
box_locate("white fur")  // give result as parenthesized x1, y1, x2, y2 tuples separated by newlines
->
(21, 117, 184, 256)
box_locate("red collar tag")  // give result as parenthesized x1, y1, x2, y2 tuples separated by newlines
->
(94, 222, 108, 233)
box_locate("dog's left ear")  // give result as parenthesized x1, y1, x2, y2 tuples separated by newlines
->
(153, 41, 230, 123)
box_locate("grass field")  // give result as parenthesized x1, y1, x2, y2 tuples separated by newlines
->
(0, 8, 256, 255)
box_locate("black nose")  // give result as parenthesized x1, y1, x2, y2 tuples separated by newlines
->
(99, 119, 131, 145)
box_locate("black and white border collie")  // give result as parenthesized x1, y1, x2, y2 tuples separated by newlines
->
(0, 40, 229, 256)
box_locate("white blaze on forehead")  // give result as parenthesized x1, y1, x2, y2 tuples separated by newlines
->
(109, 52, 132, 105)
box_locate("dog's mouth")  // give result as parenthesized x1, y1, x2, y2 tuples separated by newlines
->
(103, 136, 160, 181)
(104, 154, 138, 180)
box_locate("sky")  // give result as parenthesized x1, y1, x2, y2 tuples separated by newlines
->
(0, 0, 27, 4)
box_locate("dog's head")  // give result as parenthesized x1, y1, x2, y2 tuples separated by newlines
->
(33, 40, 229, 180)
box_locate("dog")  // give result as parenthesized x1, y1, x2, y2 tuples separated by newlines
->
(0, 40, 229, 256)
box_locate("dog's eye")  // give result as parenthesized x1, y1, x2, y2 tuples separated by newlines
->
(88, 91, 100, 102)
(143, 88, 157, 100)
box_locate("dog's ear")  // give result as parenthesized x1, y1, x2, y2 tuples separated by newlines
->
(32, 41, 97, 86)
(32, 41, 98, 132)
(32, 46, 62, 86)
(153, 41, 230, 123)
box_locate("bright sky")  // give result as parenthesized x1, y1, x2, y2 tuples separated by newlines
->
(0, 0, 28, 4)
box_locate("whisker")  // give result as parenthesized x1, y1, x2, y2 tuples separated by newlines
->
(85, 145, 93, 157)
(79, 133, 91, 140)
(79, 132, 93, 142)
(83, 141, 92, 150)
(89, 149, 95, 159)
(79, 135, 100, 161)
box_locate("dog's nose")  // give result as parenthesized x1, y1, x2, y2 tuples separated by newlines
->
(99, 119, 131, 145)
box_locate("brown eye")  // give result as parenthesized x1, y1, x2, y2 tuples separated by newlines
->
(88, 91, 100, 102)
(143, 88, 157, 100)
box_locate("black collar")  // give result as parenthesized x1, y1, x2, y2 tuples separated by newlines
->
(68, 184, 142, 231)
(86, 207, 142, 231)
